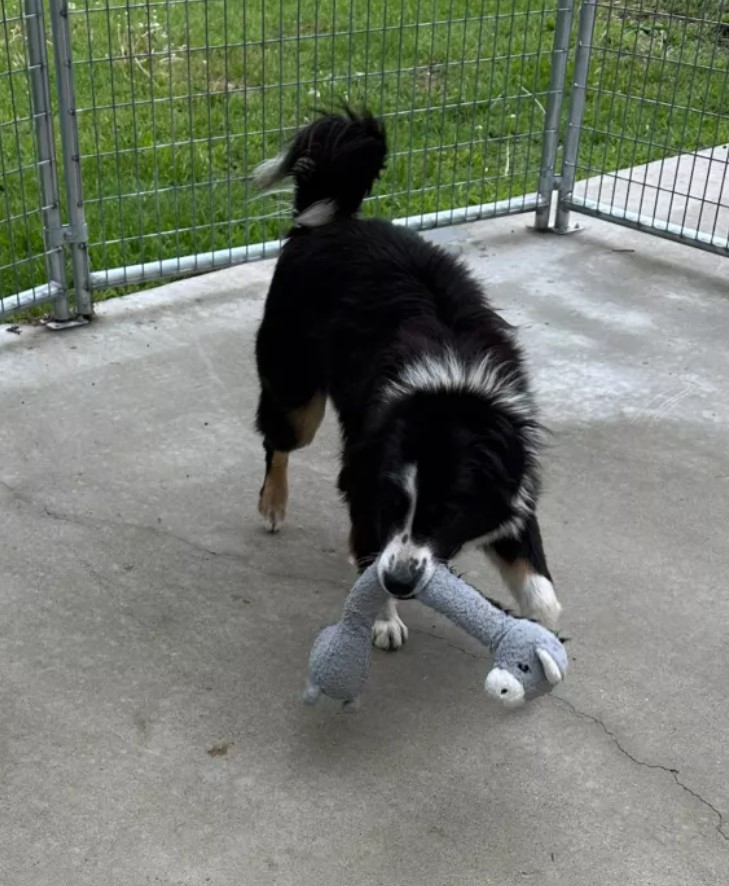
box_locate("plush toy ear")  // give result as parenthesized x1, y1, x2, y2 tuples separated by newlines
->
(536, 648, 563, 685)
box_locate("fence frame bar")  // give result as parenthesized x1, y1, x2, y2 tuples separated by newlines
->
(47, 0, 92, 316)
(89, 194, 539, 291)
(23, 0, 71, 321)
(535, 0, 576, 230)
(567, 194, 729, 257)
(555, 0, 598, 232)
(0, 281, 65, 318)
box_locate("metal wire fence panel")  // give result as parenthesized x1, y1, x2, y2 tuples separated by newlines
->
(4, 0, 726, 316)
(61, 0, 565, 290)
(560, 0, 729, 255)
(0, 0, 67, 318)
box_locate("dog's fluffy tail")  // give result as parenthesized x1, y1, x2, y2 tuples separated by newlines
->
(252, 108, 387, 227)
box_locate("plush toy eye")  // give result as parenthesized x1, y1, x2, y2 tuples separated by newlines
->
(517, 663, 530, 673)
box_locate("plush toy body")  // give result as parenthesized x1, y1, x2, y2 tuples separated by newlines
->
(304, 565, 388, 708)
(305, 563, 567, 709)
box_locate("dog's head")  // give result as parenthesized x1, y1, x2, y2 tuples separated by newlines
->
(340, 357, 543, 598)
(252, 108, 387, 222)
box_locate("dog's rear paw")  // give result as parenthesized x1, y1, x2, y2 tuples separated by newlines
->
(258, 453, 289, 533)
(258, 487, 287, 533)
(372, 612, 409, 651)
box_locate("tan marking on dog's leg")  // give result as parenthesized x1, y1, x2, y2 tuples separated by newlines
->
(289, 391, 326, 448)
(259, 451, 289, 533)
(487, 553, 562, 630)
(257, 393, 325, 533)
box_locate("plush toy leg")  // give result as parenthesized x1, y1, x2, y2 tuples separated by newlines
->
(303, 679, 321, 705)
(303, 683, 359, 710)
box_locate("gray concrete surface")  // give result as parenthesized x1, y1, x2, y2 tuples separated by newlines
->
(1, 214, 728, 885)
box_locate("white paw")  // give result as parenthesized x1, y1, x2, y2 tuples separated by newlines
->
(258, 491, 286, 533)
(372, 611, 409, 650)
(520, 575, 562, 631)
(259, 507, 285, 533)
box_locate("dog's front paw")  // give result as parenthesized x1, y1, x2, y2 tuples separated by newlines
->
(372, 604, 409, 651)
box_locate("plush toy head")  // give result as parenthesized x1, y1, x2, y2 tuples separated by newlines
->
(416, 564, 568, 708)
(484, 616, 567, 708)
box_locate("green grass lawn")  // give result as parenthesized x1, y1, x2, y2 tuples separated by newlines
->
(1, 0, 728, 306)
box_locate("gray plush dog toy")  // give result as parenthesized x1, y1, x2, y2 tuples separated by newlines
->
(305, 563, 568, 710)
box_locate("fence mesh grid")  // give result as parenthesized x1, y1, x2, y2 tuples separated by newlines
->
(0, 0, 60, 315)
(566, 0, 729, 250)
(64, 0, 560, 289)
(2, 0, 728, 316)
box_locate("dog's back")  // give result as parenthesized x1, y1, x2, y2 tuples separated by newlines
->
(254, 110, 512, 417)
(268, 217, 518, 437)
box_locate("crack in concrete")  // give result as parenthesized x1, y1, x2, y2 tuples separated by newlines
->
(6, 479, 727, 846)
(410, 623, 728, 847)
(551, 696, 728, 845)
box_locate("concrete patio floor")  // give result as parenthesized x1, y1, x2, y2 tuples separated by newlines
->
(1, 214, 728, 885)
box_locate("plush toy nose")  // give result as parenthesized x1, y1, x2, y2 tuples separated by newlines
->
(380, 559, 425, 598)
(484, 668, 526, 708)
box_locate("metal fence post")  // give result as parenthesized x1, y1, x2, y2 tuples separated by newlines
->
(555, 0, 598, 232)
(47, 0, 92, 317)
(23, 0, 71, 321)
(535, 0, 576, 230)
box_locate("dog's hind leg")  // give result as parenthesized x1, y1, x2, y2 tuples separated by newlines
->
(258, 446, 289, 534)
(256, 388, 326, 532)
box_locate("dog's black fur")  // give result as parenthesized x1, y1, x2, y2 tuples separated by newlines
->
(254, 109, 560, 644)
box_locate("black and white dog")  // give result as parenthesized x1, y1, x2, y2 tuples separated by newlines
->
(253, 109, 561, 649)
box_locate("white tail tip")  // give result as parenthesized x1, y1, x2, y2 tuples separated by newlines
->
(252, 152, 288, 191)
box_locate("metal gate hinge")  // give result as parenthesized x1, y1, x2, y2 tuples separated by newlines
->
(47, 223, 89, 249)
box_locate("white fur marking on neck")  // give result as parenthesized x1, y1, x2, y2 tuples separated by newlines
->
(295, 199, 337, 227)
(377, 463, 436, 596)
(511, 478, 537, 516)
(466, 512, 528, 549)
(401, 464, 417, 533)
(383, 351, 530, 414)
(382, 351, 543, 534)
(382, 352, 543, 459)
